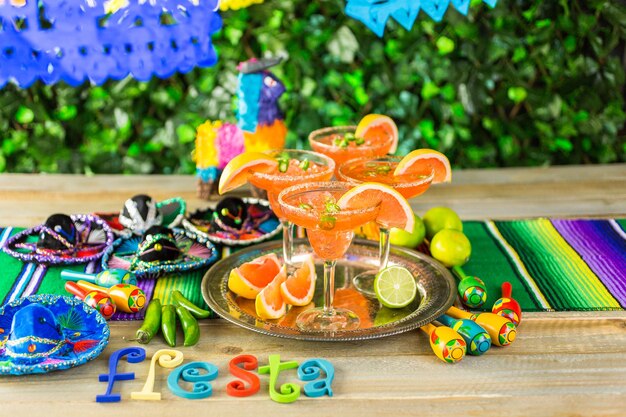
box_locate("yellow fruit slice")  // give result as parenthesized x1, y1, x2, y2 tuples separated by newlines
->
(337, 182, 415, 232)
(393, 149, 452, 183)
(280, 254, 316, 306)
(255, 266, 287, 319)
(355, 114, 399, 154)
(218, 152, 278, 194)
(228, 253, 282, 299)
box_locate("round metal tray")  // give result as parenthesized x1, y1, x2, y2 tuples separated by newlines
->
(201, 239, 456, 341)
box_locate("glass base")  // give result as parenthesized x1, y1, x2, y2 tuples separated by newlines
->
(296, 307, 360, 331)
(352, 270, 378, 298)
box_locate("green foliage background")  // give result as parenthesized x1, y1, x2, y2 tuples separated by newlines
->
(1, 0, 625, 174)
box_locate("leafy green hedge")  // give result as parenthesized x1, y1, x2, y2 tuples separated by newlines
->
(1, 0, 625, 174)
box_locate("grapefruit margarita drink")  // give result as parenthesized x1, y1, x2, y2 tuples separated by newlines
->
(338, 156, 434, 295)
(278, 182, 380, 331)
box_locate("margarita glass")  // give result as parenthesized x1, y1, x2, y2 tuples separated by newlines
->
(338, 156, 434, 295)
(308, 126, 394, 174)
(278, 182, 380, 331)
(248, 149, 335, 267)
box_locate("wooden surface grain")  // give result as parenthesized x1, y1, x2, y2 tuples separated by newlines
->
(1, 164, 626, 417)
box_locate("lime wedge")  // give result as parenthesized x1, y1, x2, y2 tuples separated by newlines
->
(374, 266, 417, 309)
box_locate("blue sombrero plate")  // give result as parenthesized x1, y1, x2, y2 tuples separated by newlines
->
(0, 294, 110, 375)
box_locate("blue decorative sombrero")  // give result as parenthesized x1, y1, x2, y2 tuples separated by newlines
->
(0, 295, 109, 375)
(100, 228, 218, 279)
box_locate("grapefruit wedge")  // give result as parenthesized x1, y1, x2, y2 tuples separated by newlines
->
(280, 254, 317, 306)
(255, 265, 287, 319)
(394, 149, 452, 183)
(355, 114, 399, 154)
(337, 183, 415, 232)
(218, 152, 278, 194)
(228, 253, 282, 299)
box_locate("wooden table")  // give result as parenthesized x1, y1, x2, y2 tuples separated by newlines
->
(2, 164, 626, 417)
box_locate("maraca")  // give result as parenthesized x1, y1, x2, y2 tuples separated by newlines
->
(420, 323, 466, 364)
(447, 306, 517, 347)
(437, 314, 491, 356)
(61, 268, 137, 288)
(451, 266, 487, 308)
(65, 281, 116, 320)
(76, 280, 145, 313)
(492, 282, 522, 326)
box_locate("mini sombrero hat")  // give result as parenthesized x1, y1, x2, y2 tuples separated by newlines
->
(2, 214, 114, 265)
(100, 227, 218, 279)
(0, 294, 109, 375)
(96, 195, 186, 236)
(182, 197, 281, 247)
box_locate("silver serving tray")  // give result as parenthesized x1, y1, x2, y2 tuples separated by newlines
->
(201, 239, 455, 341)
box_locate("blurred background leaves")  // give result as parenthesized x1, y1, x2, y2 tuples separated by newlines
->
(0, 0, 624, 174)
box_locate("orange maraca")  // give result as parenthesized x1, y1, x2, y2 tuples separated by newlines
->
(492, 282, 522, 326)
(447, 306, 517, 347)
(420, 323, 466, 364)
(76, 280, 145, 313)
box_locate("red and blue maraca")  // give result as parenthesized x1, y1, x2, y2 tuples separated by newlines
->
(437, 314, 491, 356)
(76, 281, 145, 314)
(492, 282, 522, 326)
(420, 323, 466, 364)
(65, 281, 116, 320)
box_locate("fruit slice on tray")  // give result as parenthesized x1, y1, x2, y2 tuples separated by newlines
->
(355, 114, 399, 154)
(218, 152, 278, 194)
(394, 149, 452, 183)
(280, 254, 317, 306)
(337, 182, 415, 232)
(374, 266, 417, 309)
(255, 266, 287, 320)
(228, 253, 282, 299)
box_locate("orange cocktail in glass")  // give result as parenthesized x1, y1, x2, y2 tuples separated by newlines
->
(338, 156, 434, 295)
(278, 182, 380, 331)
(308, 126, 393, 174)
(248, 150, 335, 267)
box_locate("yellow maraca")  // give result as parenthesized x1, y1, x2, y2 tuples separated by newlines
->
(76, 281, 145, 313)
(447, 306, 517, 347)
(420, 323, 466, 364)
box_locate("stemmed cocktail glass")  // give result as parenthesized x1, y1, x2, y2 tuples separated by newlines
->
(278, 182, 381, 331)
(338, 156, 434, 295)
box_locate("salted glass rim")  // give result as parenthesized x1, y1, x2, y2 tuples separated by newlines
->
(250, 148, 336, 182)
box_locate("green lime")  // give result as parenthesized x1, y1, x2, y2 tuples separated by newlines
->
(430, 229, 472, 267)
(389, 213, 426, 248)
(374, 266, 417, 309)
(423, 207, 463, 240)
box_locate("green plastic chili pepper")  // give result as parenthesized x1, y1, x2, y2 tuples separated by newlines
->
(172, 290, 211, 319)
(175, 305, 200, 347)
(135, 298, 162, 344)
(161, 304, 177, 347)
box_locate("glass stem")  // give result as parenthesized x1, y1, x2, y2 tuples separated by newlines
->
(323, 260, 337, 315)
(378, 227, 391, 271)
(281, 220, 294, 267)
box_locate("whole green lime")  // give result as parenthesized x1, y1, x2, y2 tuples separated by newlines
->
(430, 229, 472, 267)
(423, 207, 463, 240)
(389, 213, 425, 248)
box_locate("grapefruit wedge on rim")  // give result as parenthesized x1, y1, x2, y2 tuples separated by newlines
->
(228, 253, 282, 299)
(337, 183, 415, 232)
(355, 114, 399, 154)
(255, 265, 287, 320)
(393, 149, 452, 183)
(280, 254, 317, 306)
(218, 151, 278, 194)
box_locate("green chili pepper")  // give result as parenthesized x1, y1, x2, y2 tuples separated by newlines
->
(135, 298, 162, 344)
(175, 305, 200, 347)
(172, 290, 211, 319)
(161, 304, 177, 347)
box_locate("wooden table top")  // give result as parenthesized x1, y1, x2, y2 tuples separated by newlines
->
(1, 164, 626, 417)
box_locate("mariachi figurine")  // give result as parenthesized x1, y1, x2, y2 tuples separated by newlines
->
(195, 57, 287, 199)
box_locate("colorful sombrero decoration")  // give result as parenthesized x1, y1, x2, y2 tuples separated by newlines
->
(0, 294, 109, 375)
(182, 197, 281, 246)
(2, 214, 113, 265)
(96, 195, 186, 237)
(101, 227, 218, 279)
